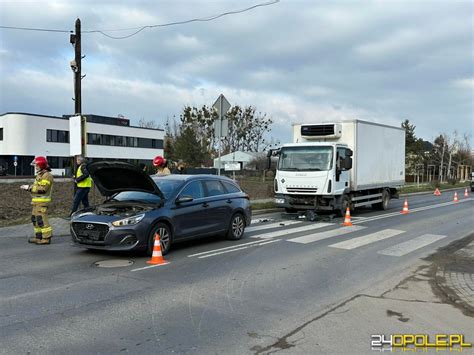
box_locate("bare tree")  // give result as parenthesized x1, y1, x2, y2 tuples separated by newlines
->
(138, 118, 161, 129)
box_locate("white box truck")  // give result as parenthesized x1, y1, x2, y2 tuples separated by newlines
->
(270, 120, 405, 215)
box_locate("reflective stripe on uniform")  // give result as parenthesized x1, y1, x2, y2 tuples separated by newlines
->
(34, 227, 42, 233)
(39, 179, 51, 185)
(32, 197, 51, 203)
(41, 227, 53, 233)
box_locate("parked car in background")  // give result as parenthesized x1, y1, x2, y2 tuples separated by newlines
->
(71, 161, 251, 255)
(471, 172, 474, 192)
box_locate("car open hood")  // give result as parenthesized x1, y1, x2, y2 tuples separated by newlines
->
(87, 161, 164, 199)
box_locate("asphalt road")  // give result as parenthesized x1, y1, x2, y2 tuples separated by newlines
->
(0, 190, 473, 354)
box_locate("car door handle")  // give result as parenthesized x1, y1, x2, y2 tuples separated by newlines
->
(202, 202, 209, 208)
(226, 199, 232, 204)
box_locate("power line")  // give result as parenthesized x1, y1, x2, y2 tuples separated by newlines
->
(0, 0, 279, 39)
(0, 25, 71, 33)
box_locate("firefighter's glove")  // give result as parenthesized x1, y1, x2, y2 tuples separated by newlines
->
(20, 185, 29, 190)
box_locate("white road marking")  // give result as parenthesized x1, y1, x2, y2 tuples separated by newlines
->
(131, 262, 170, 272)
(354, 198, 472, 224)
(197, 240, 281, 259)
(378, 234, 447, 257)
(187, 240, 267, 257)
(329, 229, 405, 250)
(253, 222, 334, 239)
(251, 218, 275, 224)
(246, 220, 301, 233)
(288, 225, 366, 244)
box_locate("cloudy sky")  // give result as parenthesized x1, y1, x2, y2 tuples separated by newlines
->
(0, 0, 472, 146)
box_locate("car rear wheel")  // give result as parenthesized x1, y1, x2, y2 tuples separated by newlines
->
(226, 213, 245, 240)
(147, 222, 172, 256)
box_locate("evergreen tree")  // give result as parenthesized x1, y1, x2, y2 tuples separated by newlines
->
(173, 126, 209, 167)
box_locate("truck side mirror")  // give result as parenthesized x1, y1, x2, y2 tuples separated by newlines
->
(343, 157, 353, 170)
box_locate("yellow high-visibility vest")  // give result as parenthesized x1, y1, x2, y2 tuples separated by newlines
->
(76, 165, 92, 188)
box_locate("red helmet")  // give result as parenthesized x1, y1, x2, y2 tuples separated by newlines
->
(32, 156, 48, 169)
(153, 155, 166, 167)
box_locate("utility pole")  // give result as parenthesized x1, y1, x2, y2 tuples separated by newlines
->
(70, 18, 86, 158)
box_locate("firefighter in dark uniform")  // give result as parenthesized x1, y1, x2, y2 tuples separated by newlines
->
(20, 156, 54, 245)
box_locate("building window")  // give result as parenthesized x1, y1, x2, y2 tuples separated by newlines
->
(47, 129, 69, 143)
(86, 133, 162, 149)
(0, 128, 3, 141)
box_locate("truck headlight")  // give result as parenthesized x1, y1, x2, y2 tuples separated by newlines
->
(275, 198, 285, 204)
(112, 214, 145, 227)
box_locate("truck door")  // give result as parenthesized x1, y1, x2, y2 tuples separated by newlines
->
(334, 147, 350, 194)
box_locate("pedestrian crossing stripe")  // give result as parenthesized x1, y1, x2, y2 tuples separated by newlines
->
(377, 234, 447, 257)
(328, 229, 405, 250)
(252, 222, 334, 239)
(287, 225, 366, 244)
(245, 220, 301, 233)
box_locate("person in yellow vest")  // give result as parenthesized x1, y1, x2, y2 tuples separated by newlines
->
(19, 156, 54, 245)
(70, 155, 92, 216)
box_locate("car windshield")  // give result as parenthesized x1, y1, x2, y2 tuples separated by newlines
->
(112, 191, 162, 204)
(153, 178, 183, 199)
(278, 146, 333, 171)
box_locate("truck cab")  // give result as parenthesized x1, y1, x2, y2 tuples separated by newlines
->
(274, 142, 353, 214)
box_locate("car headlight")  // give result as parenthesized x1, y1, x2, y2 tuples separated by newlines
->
(275, 198, 285, 204)
(112, 214, 145, 227)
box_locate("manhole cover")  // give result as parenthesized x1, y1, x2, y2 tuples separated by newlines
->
(94, 259, 134, 268)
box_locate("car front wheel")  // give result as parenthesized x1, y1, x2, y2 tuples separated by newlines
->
(147, 222, 172, 256)
(226, 213, 245, 240)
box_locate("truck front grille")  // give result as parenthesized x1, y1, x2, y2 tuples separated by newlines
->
(286, 187, 318, 193)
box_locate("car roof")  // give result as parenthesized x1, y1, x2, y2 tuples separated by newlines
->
(151, 174, 235, 183)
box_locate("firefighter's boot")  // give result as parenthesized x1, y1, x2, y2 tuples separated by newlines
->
(36, 238, 51, 245)
(28, 237, 40, 244)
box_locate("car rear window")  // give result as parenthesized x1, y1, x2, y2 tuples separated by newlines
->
(222, 181, 241, 193)
(204, 180, 227, 197)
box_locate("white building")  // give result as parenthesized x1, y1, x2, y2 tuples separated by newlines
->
(0, 112, 164, 176)
(213, 151, 261, 170)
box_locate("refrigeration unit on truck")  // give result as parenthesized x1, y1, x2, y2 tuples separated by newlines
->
(269, 120, 405, 216)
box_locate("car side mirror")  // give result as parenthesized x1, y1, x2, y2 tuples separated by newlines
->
(176, 195, 193, 204)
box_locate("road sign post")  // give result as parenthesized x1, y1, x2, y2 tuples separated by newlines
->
(213, 94, 231, 176)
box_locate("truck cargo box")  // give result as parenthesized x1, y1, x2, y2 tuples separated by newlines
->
(293, 120, 405, 191)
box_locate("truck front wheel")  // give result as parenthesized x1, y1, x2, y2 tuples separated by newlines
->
(336, 195, 351, 217)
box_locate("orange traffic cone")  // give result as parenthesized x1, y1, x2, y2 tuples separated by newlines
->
(401, 198, 409, 214)
(147, 233, 169, 266)
(464, 188, 469, 198)
(342, 207, 353, 226)
(453, 192, 459, 203)
(434, 188, 441, 196)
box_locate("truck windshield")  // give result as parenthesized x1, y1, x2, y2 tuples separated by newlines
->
(278, 146, 333, 171)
